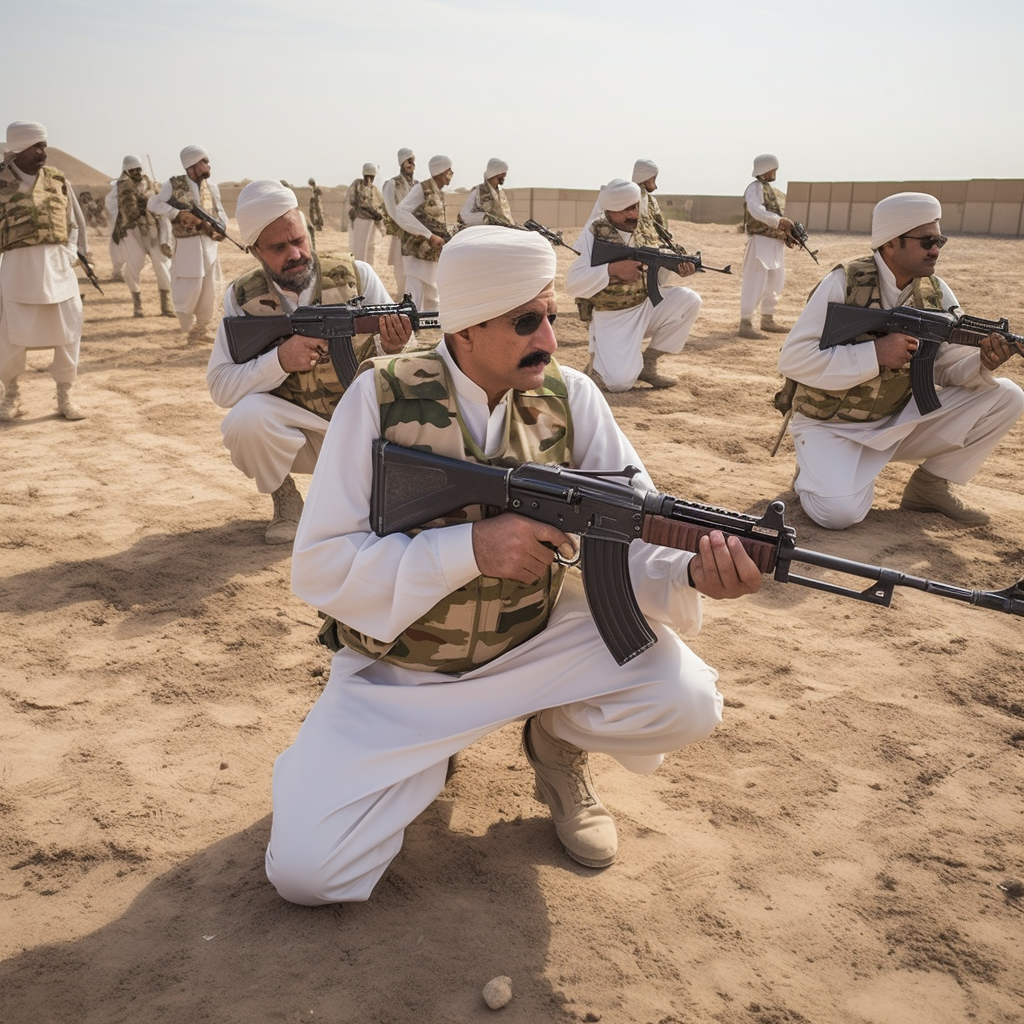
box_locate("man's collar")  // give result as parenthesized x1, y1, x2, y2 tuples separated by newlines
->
(438, 338, 501, 407)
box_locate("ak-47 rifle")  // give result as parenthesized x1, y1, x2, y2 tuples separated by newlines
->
(76, 251, 103, 295)
(590, 237, 732, 307)
(165, 196, 247, 251)
(653, 219, 688, 257)
(522, 219, 580, 256)
(791, 221, 819, 264)
(223, 295, 440, 388)
(820, 304, 1024, 415)
(371, 441, 1024, 665)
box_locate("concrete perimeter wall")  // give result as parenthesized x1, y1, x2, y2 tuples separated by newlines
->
(785, 180, 1024, 237)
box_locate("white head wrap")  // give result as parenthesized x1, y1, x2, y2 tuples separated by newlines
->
(122, 155, 143, 172)
(362, 162, 377, 176)
(632, 158, 658, 183)
(437, 225, 556, 334)
(485, 157, 508, 180)
(180, 144, 209, 170)
(870, 192, 942, 250)
(428, 154, 453, 176)
(398, 147, 414, 163)
(236, 179, 299, 247)
(752, 153, 778, 177)
(599, 178, 641, 212)
(5, 121, 47, 154)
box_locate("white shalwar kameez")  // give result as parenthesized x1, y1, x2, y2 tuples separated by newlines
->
(740, 179, 786, 321)
(565, 222, 701, 392)
(104, 181, 126, 278)
(207, 260, 393, 494)
(393, 182, 442, 311)
(121, 215, 172, 294)
(381, 176, 413, 300)
(779, 254, 1024, 529)
(0, 164, 83, 387)
(266, 343, 723, 904)
(149, 178, 226, 332)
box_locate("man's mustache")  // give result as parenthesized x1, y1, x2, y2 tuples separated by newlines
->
(283, 257, 311, 272)
(518, 351, 551, 369)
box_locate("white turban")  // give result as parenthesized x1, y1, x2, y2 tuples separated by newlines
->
(871, 192, 942, 250)
(437, 225, 556, 334)
(632, 158, 658, 183)
(397, 147, 414, 163)
(362, 162, 377, 176)
(5, 120, 47, 154)
(122, 155, 143, 172)
(752, 153, 778, 177)
(485, 157, 508, 179)
(180, 144, 208, 170)
(428, 154, 453, 176)
(236, 179, 299, 247)
(599, 178, 641, 212)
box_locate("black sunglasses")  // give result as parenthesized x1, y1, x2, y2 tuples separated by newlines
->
(508, 311, 557, 336)
(901, 234, 948, 250)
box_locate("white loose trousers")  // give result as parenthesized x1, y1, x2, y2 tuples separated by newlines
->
(122, 228, 172, 293)
(349, 217, 378, 265)
(387, 235, 406, 298)
(401, 255, 439, 311)
(266, 573, 721, 905)
(739, 238, 785, 320)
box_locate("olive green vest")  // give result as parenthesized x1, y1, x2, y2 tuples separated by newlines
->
(587, 215, 660, 312)
(401, 178, 448, 261)
(744, 180, 787, 239)
(382, 173, 415, 237)
(456, 180, 514, 231)
(232, 253, 374, 420)
(791, 256, 946, 422)
(0, 164, 71, 252)
(348, 179, 384, 221)
(330, 351, 574, 674)
(168, 174, 218, 239)
(115, 173, 159, 238)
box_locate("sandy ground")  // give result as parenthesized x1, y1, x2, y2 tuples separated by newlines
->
(1, 219, 1022, 1024)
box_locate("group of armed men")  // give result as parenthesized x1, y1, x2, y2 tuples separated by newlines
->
(3, 120, 1022, 906)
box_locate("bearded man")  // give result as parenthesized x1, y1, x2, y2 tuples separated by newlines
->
(206, 180, 411, 544)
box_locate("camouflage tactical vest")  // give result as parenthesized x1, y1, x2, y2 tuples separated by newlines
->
(639, 190, 665, 231)
(744, 180, 787, 240)
(382, 173, 415, 237)
(457, 181, 514, 231)
(116, 173, 159, 237)
(0, 164, 71, 252)
(791, 256, 946, 422)
(587, 215, 660, 312)
(331, 352, 574, 674)
(348, 179, 384, 221)
(232, 253, 374, 420)
(401, 178, 448, 261)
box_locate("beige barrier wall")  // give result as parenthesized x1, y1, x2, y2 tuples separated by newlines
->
(785, 180, 1024, 238)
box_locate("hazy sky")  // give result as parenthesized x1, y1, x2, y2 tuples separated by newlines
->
(6, 0, 1022, 196)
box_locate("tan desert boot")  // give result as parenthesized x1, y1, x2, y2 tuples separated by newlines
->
(265, 475, 304, 544)
(637, 348, 678, 388)
(159, 290, 175, 317)
(132, 292, 144, 318)
(760, 315, 789, 334)
(738, 318, 767, 340)
(900, 466, 989, 526)
(0, 380, 23, 421)
(523, 711, 617, 868)
(56, 382, 86, 420)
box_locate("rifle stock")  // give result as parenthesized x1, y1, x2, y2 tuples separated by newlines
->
(371, 441, 1024, 665)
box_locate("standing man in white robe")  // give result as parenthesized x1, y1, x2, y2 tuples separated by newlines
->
(739, 153, 796, 340)
(778, 191, 1024, 529)
(0, 121, 87, 421)
(456, 157, 513, 229)
(566, 179, 700, 391)
(148, 144, 226, 345)
(380, 148, 417, 300)
(345, 163, 385, 265)
(265, 225, 761, 905)
(207, 181, 411, 544)
(104, 180, 126, 282)
(393, 154, 453, 312)
(114, 155, 173, 318)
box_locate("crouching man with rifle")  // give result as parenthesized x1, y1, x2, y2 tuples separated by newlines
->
(565, 178, 703, 392)
(206, 180, 413, 545)
(776, 191, 1023, 530)
(265, 226, 761, 905)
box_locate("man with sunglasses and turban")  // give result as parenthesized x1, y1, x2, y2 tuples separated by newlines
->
(777, 191, 1024, 530)
(0, 120, 89, 421)
(207, 180, 412, 545)
(381, 148, 417, 301)
(148, 144, 228, 345)
(566, 178, 701, 392)
(393, 154, 454, 313)
(265, 225, 761, 905)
